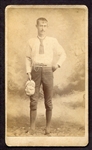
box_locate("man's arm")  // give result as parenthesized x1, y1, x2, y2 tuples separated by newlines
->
(26, 41, 32, 80)
(54, 39, 66, 69)
(56, 47, 66, 67)
(27, 72, 32, 80)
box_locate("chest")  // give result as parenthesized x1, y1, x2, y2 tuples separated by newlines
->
(31, 40, 54, 53)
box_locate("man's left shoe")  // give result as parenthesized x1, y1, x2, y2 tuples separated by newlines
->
(44, 128, 51, 135)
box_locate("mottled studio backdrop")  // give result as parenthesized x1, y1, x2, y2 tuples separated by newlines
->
(6, 7, 86, 94)
(6, 6, 87, 138)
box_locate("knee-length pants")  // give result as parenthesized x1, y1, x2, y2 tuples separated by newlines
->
(30, 67, 53, 111)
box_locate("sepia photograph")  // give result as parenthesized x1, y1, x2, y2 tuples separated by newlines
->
(5, 5, 88, 146)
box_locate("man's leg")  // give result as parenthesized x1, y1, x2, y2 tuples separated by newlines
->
(30, 109, 37, 131)
(30, 67, 41, 134)
(42, 67, 53, 134)
(45, 110, 52, 134)
(30, 88, 38, 133)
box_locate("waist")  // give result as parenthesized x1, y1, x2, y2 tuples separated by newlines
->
(33, 63, 52, 67)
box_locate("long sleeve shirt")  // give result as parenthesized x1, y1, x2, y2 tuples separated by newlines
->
(26, 36, 66, 73)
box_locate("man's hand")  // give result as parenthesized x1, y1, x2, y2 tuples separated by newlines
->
(27, 72, 31, 80)
(52, 64, 59, 72)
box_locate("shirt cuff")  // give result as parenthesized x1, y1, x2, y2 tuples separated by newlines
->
(26, 67, 32, 74)
(56, 63, 61, 68)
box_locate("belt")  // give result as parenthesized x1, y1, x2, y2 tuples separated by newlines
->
(33, 63, 52, 67)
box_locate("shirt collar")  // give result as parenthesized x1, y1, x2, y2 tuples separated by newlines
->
(37, 35, 46, 40)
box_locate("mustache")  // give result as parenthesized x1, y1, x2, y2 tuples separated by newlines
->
(41, 30, 45, 32)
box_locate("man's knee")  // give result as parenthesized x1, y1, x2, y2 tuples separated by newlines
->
(30, 101, 37, 110)
(45, 102, 53, 111)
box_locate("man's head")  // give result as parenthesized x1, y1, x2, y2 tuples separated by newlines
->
(36, 17, 48, 37)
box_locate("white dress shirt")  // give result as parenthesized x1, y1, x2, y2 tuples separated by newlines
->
(26, 36, 66, 73)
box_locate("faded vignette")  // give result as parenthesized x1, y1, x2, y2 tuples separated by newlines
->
(5, 5, 88, 146)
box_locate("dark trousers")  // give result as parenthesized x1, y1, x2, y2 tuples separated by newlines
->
(30, 67, 53, 111)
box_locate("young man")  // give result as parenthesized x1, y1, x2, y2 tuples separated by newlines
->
(26, 17, 66, 135)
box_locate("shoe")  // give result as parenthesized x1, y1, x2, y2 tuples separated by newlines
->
(44, 128, 51, 135)
(30, 129, 35, 135)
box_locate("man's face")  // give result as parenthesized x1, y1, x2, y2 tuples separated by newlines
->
(36, 20, 48, 36)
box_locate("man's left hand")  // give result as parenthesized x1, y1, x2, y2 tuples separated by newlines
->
(52, 64, 59, 72)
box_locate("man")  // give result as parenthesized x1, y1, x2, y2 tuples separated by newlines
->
(26, 17, 66, 135)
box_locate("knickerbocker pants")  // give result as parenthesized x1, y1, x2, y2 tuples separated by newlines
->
(30, 66, 53, 111)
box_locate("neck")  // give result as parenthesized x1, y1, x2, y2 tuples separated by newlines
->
(38, 34, 46, 39)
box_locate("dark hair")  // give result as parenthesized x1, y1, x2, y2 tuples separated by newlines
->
(36, 17, 48, 25)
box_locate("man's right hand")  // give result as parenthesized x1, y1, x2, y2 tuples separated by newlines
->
(27, 72, 31, 80)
